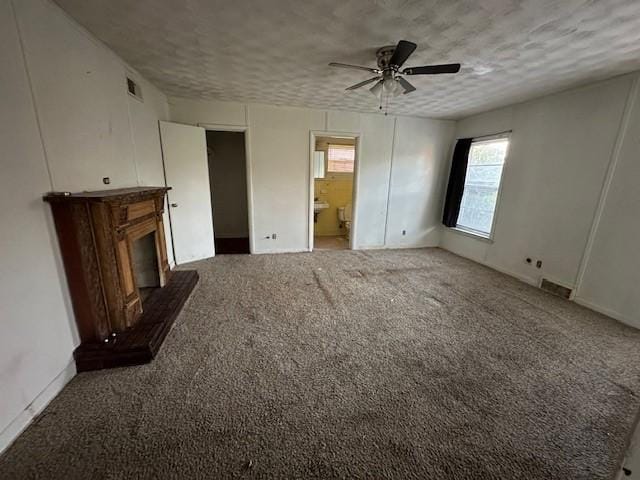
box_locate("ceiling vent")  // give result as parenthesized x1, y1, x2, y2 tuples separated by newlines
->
(540, 279, 572, 299)
(126, 77, 143, 101)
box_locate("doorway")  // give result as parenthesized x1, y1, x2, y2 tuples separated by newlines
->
(205, 130, 250, 254)
(309, 133, 359, 251)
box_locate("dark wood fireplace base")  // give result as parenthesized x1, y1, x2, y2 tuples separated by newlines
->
(74, 270, 199, 372)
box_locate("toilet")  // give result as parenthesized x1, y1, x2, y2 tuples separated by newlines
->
(337, 204, 352, 239)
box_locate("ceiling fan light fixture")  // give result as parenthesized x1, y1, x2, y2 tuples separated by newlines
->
(382, 77, 395, 92)
(392, 79, 404, 97)
(382, 77, 403, 97)
(370, 80, 383, 98)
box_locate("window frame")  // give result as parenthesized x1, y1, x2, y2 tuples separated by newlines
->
(451, 133, 510, 241)
(326, 143, 356, 175)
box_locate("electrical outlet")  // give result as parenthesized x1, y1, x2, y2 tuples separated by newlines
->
(272, 233, 277, 240)
(526, 258, 532, 264)
(102, 177, 110, 185)
(402, 230, 406, 236)
(536, 260, 542, 269)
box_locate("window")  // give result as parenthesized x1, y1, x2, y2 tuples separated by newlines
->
(327, 144, 355, 173)
(456, 137, 509, 237)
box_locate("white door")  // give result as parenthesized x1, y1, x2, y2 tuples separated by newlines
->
(159, 121, 215, 264)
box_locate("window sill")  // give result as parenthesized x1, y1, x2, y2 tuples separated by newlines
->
(447, 226, 494, 244)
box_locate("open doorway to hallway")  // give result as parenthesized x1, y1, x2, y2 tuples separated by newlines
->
(311, 135, 357, 251)
(205, 130, 250, 254)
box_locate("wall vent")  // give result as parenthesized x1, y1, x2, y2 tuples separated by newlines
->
(126, 77, 143, 101)
(540, 279, 572, 299)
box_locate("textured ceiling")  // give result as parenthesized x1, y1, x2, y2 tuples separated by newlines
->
(54, 0, 640, 119)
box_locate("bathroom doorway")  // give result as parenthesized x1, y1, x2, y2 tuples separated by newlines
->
(309, 133, 359, 251)
(205, 129, 250, 254)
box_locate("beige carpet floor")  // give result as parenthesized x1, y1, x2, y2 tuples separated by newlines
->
(1, 248, 640, 479)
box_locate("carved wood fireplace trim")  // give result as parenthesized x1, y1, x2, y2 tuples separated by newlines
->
(44, 187, 171, 343)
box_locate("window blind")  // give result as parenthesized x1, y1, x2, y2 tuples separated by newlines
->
(327, 144, 355, 173)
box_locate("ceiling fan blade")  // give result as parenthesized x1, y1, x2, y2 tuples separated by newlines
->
(389, 40, 417, 68)
(403, 63, 461, 75)
(397, 76, 416, 94)
(346, 76, 381, 91)
(329, 62, 380, 74)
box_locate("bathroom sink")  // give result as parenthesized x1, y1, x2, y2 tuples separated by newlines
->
(314, 201, 329, 213)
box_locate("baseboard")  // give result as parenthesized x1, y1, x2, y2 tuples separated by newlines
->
(354, 244, 385, 250)
(439, 246, 539, 288)
(0, 359, 76, 455)
(481, 262, 539, 288)
(574, 296, 639, 329)
(254, 248, 310, 255)
(384, 242, 440, 250)
(354, 243, 438, 251)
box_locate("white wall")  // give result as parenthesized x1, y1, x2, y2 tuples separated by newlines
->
(385, 116, 454, 247)
(1, 0, 170, 452)
(575, 77, 640, 328)
(250, 104, 326, 252)
(0, 0, 76, 452)
(13, 0, 175, 266)
(169, 98, 455, 253)
(350, 114, 395, 247)
(439, 73, 640, 328)
(127, 79, 174, 265)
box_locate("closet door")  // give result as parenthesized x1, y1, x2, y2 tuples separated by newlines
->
(159, 121, 215, 264)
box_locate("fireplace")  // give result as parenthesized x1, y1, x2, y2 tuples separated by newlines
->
(44, 187, 198, 371)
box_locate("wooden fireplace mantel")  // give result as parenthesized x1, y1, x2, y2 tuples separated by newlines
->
(45, 186, 199, 371)
(44, 186, 172, 343)
(44, 186, 170, 202)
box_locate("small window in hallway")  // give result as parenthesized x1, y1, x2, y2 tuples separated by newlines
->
(456, 137, 509, 237)
(327, 144, 355, 173)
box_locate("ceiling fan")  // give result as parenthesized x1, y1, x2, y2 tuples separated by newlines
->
(329, 40, 460, 109)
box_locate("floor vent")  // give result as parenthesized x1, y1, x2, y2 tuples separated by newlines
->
(540, 279, 572, 299)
